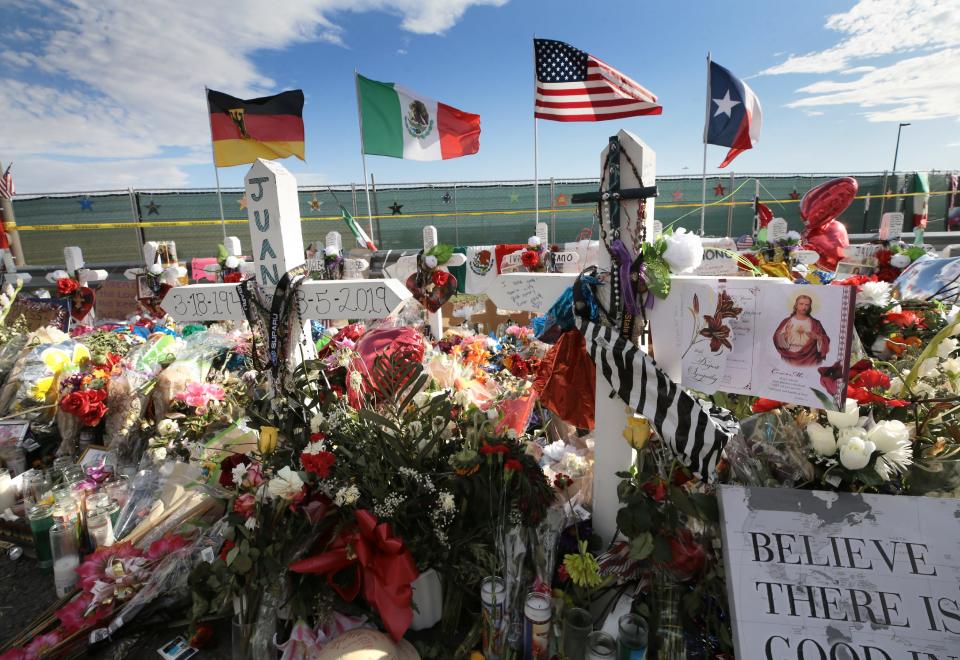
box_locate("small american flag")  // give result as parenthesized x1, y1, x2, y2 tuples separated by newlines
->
(0, 165, 13, 200)
(736, 234, 755, 250)
(534, 39, 662, 122)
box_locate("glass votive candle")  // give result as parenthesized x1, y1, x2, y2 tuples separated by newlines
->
(563, 607, 593, 660)
(617, 613, 648, 659)
(27, 503, 55, 572)
(587, 631, 617, 659)
(86, 508, 115, 548)
(50, 521, 80, 597)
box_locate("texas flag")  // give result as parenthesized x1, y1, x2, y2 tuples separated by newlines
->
(704, 60, 762, 168)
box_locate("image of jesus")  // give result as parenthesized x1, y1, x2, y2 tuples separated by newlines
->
(772, 295, 830, 366)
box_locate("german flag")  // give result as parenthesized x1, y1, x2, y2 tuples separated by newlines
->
(207, 89, 305, 167)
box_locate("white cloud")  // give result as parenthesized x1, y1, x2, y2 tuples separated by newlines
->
(763, 0, 960, 122)
(1, 0, 506, 192)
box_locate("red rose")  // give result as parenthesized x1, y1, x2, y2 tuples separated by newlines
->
(224, 272, 243, 283)
(520, 250, 540, 270)
(667, 529, 706, 579)
(431, 270, 450, 288)
(479, 443, 509, 455)
(61, 392, 91, 416)
(553, 473, 573, 490)
(504, 458, 523, 472)
(232, 493, 256, 518)
(79, 402, 107, 426)
(751, 398, 783, 413)
(218, 539, 235, 562)
(57, 278, 79, 296)
(642, 479, 667, 502)
(301, 450, 335, 478)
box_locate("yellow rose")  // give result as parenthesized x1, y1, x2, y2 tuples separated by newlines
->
(258, 426, 279, 455)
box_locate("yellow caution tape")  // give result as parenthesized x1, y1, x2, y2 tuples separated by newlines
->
(8, 190, 954, 232)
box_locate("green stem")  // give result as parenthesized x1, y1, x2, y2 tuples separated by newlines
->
(904, 321, 960, 391)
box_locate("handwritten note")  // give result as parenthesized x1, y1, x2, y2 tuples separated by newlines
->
(95, 280, 139, 319)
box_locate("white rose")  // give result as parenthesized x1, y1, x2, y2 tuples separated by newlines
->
(424, 255, 438, 269)
(267, 466, 304, 500)
(867, 420, 910, 453)
(839, 437, 876, 471)
(527, 236, 542, 248)
(662, 228, 704, 274)
(826, 398, 860, 429)
(937, 337, 959, 359)
(806, 422, 838, 456)
(837, 426, 867, 447)
(870, 336, 892, 359)
(890, 253, 911, 269)
(857, 281, 892, 308)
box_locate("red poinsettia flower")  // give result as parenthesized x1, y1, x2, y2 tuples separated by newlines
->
(751, 398, 783, 413)
(57, 278, 79, 296)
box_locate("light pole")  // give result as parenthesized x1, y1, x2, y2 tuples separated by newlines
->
(892, 122, 910, 173)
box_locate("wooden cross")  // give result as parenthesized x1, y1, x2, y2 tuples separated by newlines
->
(160, 160, 410, 363)
(570, 130, 657, 544)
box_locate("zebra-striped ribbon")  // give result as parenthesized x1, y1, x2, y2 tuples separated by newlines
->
(577, 318, 739, 480)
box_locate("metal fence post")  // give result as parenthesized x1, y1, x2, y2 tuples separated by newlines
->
(453, 183, 459, 245)
(726, 170, 735, 238)
(550, 177, 556, 243)
(879, 170, 888, 218)
(129, 188, 145, 253)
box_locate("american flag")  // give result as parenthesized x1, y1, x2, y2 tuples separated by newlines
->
(0, 165, 13, 200)
(534, 39, 662, 122)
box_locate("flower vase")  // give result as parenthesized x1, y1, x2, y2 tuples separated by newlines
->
(409, 567, 443, 630)
(653, 571, 687, 658)
(231, 618, 255, 660)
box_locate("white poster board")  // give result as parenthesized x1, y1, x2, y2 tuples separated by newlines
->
(719, 485, 960, 660)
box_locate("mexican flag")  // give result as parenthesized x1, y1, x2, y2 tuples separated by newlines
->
(357, 74, 480, 161)
(911, 171, 930, 229)
(340, 207, 376, 251)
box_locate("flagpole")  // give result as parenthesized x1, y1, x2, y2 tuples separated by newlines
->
(354, 70, 377, 246)
(205, 87, 228, 243)
(533, 36, 540, 229)
(699, 52, 712, 236)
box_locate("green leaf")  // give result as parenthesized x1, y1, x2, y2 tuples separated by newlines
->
(233, 554, 253, 574)
(225, 546, 239, 566)
(629, 532, 654, 560)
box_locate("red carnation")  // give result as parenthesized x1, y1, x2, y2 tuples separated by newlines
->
(479, 443, 509, 456)
(504, 458, 523, 472)
(520, 250, 540, 270)
(57, 278, 79, 296)
(851, 369, 891, 389)
(431, 270, 450, 288)
(301, 451, 335, 478)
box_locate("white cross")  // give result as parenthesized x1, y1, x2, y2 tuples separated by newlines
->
(160, 160, 410, 360)
(43, 246, 109, 324)
(0, 249, 30, 286)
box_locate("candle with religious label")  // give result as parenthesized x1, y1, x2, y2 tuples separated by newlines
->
(523, 592, 551, 659)
(50, 521, 80, 597)
(480, 576, 506, 659)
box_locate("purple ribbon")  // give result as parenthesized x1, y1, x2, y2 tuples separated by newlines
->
(608, 239, 640, 316)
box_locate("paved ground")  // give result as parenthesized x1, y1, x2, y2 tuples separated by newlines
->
(0, 555, 232, 659)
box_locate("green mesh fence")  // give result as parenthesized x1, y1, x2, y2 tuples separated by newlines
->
(10, 171, 958, 266)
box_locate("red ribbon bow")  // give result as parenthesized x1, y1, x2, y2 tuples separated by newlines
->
(289, 510, 419, 641)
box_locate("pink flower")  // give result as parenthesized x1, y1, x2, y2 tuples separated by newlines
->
(176, 382, 226, 411)
(278, 619, 319, 660)
(233, 493, 256, 518)
(56, 592, 109, 634)
(25, 630, 62, 657)
(146, 534, 191, 561)
(245, 462, 264, 487)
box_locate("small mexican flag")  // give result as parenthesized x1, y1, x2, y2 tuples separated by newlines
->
(340, 207, 376, 251)
(357, 74, 480, 161)
(911, 171, 930, 229)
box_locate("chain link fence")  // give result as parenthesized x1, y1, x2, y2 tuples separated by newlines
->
(9, 171, 959, 266)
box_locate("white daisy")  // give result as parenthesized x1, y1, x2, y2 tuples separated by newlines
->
(232, 462, 248, 487)
(875, 440, 913, 481)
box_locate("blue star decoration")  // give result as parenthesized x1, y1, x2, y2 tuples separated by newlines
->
(441, 192, 452, 204)
(389, 202, 403, 215)
(146, 200, 160, 215)
(79, 196, 94, 211)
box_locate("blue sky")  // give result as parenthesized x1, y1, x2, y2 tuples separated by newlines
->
(2, 0, 957, 193)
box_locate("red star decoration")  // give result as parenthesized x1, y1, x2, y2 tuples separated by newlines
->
(672, 190, 683, 202)
(789, 189, 800, 200)
(713, 183, 725, 197)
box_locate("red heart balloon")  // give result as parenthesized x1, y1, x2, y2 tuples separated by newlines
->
(800, 177, 858, 231)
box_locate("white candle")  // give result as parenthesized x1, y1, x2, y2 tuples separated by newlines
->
(53, 555, 80, 597)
